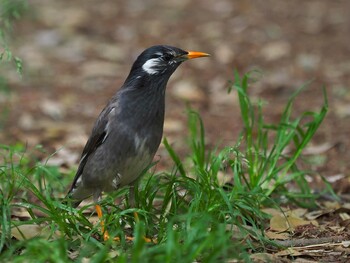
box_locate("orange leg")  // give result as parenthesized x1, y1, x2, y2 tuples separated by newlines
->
(133, 211, 155, 243)
(95, 204, 113, 241)
(95, 205, 156, 243)
(134, 211, 139, 222)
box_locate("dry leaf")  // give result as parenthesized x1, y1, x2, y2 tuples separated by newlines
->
(216, 171, 232, 186)
(250, 253, 283, 262)
(265, 230, 290, 240)
(11, 207, 31, 219)
(323, 201, 341, 210)
(305, 210, 329, 220)
(303, 142, 334, 155)
(328, 226, 345, 233)
(270, 214, 318, 232)
(288, 208, 307, 218)
(262, 208, 283, 217)
(294, 258, 320, 263)
(11, 224, 59, 240)
(342, 241, 350, 247)
(298, 249, 327, 257)
(339, 212, 350, 221)
(341, 203, 350, 210)
(275, 248, 303, 257)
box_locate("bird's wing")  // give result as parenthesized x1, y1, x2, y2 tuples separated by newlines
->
(68, 103, 117, 194)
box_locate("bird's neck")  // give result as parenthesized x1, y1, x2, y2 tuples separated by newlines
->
(119, 76, 169, 130)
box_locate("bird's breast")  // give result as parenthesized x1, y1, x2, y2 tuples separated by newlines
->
(117, 134, 154, 186)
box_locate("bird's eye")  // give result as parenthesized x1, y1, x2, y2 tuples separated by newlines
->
(162, 53, 173, 61)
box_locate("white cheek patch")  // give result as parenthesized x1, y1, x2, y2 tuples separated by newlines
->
(142, 58, 161, 75)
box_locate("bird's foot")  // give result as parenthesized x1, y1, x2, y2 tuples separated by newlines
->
(102, 231, 156, 243)
(123, 235, 156, 243)
(96, 205, 157, 243)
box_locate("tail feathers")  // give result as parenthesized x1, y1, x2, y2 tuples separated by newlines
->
(64, 186, 94, 208)
(62, 194, 83, 208)
(72, 200, 82, 208)
(68, 199, 83, 208)
(64, 186, 84, 208)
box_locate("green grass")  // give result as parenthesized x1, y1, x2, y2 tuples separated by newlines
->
(0, 72, 329, 262)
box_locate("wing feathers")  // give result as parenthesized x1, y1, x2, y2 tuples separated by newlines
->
(67, 106, 116, 195)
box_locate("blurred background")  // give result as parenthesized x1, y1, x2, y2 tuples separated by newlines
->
(1, 0, 350, 192)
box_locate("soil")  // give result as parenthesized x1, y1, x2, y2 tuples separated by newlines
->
(2, 0, 350, 201)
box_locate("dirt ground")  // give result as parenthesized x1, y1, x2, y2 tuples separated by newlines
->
(3, 0, 349, 191)
(1, 0, 350, 260)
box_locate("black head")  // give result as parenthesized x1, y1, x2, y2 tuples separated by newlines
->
(125, 45, 210, 83)
(118, 46, 209, 132)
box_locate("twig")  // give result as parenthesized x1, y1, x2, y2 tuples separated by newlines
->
(271, 236, 347, 248)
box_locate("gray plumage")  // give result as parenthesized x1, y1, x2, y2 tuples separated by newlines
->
(66, 45, 209, 207)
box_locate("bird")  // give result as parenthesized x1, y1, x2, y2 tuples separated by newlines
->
(66, 45, 210, 241)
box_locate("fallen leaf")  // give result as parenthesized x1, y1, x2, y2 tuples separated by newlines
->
(11, 224, 59, 240)
(297, 249, 328, 257)
(305, 210, 331, 220)
(323, 201, 341, 210)
(262, 208, 284, 217)
(265, 230, 290, 240)
(339, 212, 350, 221)
(326, 174, 345, 183)
(294, 258, 320, 263)
(11, 207, 31, 219)
(250, 253, 284, 262)
(303, 142, 334, 155)
(275, 248, 302, 257)
(288, 208, 308, 218)
(342, 241, 350, 247)
(217, 171, 232, 186)
(270, 214, 318, 232)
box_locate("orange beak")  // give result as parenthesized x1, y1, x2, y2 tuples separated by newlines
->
(185, 51, 211, 59)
